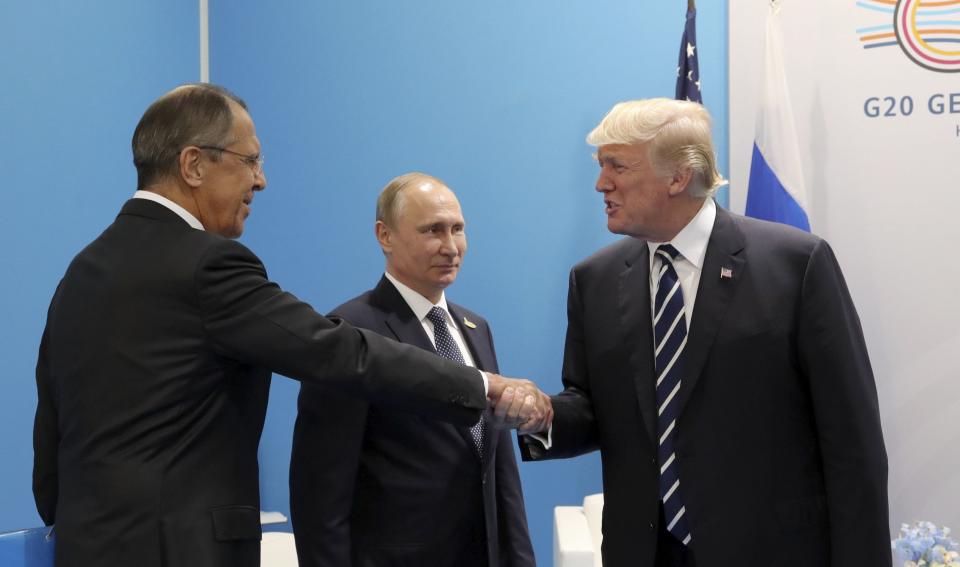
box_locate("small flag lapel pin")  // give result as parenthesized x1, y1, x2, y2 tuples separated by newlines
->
(720, 267, 733, 279)
(463, 317, 477, 329)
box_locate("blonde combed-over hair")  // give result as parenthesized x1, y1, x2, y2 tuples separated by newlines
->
(586, 98, 727, 197)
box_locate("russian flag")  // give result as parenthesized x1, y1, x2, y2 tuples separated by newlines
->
(746, 0, 810, 232)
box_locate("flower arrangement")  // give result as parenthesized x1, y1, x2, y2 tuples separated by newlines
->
(892, 522, 960, 567)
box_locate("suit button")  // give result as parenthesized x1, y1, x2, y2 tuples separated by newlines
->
(651, 457, 656, 465)
(649, 523, 655, 532)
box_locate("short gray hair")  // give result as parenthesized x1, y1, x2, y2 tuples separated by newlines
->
(586, 98, 726, 197)
(132, 83, 247, 190)
(376, 172, 447, 226)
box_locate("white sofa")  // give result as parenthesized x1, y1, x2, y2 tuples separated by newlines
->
(260, 511, 298, 567)
(261, 532, 298, 566)
(554, 493, 604, 567)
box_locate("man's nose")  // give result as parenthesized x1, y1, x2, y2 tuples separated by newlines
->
(438, 232, 458, 255)
(595, 172, 612, 193)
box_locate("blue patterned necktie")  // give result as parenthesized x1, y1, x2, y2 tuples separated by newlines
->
(426, 306, 485, 455)
(653, 244, 692, 545)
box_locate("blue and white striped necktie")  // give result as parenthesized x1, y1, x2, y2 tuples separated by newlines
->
(653, 244, 692, 546)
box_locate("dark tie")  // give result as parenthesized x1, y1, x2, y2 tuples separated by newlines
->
(426, 306, 485, 454)
(654, 244, 692, 546)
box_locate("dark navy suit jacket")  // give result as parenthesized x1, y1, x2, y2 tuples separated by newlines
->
(33, 199, 485, 567)
(520, 205, 890, 567)
(291, 276, 535, 567)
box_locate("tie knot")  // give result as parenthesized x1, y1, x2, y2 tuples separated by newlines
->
(656, 244, 681, 262)
(426, 306, 448, 327)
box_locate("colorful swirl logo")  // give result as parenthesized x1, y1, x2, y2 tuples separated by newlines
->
(857, 0, 960, 73)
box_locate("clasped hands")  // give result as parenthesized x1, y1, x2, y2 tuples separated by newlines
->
(485, 373, 552, 435)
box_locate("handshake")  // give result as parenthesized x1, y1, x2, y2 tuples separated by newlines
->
(485, 374, 553, 435)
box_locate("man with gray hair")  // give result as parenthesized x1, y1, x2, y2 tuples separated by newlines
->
(519, 98, 890, 566)
(291, 172, 537, 567)
(33, 84, 546, 567)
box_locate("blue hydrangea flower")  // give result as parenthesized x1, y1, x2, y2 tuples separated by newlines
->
(892, 522, 960, 567)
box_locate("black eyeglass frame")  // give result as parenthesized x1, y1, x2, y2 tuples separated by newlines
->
(196, 145, 264, 174)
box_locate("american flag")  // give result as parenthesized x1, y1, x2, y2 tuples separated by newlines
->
(675, 1, 702, 103)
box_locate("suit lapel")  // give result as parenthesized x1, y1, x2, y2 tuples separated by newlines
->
(448, 303, 496, 465)
(674, 206, 746, 416)
(618, 241, 658, 444)
(372, 277, 436, 352)
(449, 305, 496, 373)
(374, 278, 487, 462)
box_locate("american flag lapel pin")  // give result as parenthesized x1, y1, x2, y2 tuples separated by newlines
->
(720, 267, 733, 279)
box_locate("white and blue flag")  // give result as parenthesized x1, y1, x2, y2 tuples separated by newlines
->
(746, 0, 810, 232)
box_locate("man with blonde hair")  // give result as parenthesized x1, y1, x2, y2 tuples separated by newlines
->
(519, 98, 890, 566)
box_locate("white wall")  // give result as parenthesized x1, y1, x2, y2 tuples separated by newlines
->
(729, 1, 960, 534)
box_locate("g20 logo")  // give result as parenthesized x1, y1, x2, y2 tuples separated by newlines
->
(858, 0, 960, 73)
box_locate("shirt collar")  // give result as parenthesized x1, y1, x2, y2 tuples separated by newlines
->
(383, 271, 450, 324)
(133, 190, 205, 231)
(647, 197, 716, 269)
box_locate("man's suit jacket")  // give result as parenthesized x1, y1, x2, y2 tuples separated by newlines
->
(520, 205, 890, 567)
(33, 199, 486, 567)
(290, 276, 535, 567)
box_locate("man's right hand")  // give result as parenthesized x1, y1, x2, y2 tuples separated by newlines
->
(485, 373, 552, 435)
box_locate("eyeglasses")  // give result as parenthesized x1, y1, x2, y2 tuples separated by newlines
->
(197, 146, 264, 175)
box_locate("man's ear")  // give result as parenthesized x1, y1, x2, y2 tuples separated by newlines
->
(668, 166, 694, 197)
(179, 147, 205, 188)
(375, 220, 392, 254)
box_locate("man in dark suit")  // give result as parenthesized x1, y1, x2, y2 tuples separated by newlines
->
(32, 84, 545, 567)
(519, 98, 890, 566)
(290, 173, 537, 567)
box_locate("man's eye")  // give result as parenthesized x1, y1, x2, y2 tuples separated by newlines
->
(601, 160, 626, 173)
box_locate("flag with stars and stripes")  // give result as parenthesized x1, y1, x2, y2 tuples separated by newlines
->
(675, 4, 702, 103)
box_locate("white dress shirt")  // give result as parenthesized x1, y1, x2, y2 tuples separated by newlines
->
(383, 272, 477, 368)
(531, 198, 717, 450)
(133, 190, 205, 230)
(383, 272, 488, 395)
(647, 198, 716, 326)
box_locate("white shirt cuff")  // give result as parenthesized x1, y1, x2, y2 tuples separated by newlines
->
(524, 424, 553, 450)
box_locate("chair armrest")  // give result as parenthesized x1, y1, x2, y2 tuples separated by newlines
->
(554, 506, 595, 567)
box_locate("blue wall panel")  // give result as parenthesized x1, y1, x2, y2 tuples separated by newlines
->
(0, 1, 728, 560)
(0, 1, 199, 529)
(211, 1, 728, 561)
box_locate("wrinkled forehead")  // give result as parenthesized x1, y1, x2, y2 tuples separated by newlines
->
(596, 142, 648, 162)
